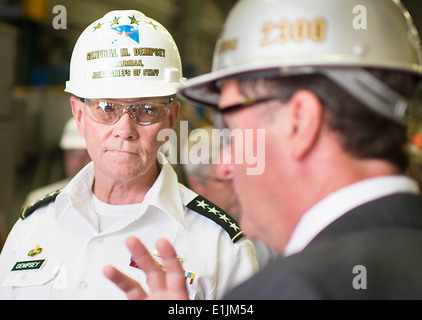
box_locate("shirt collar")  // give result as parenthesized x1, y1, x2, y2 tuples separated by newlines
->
(55, 154, 186, 227)
(284, 175, 419, 257)
(56, 161, 94, 221)
(141, 153, 186, 226)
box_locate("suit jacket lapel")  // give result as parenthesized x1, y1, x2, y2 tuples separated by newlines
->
(305, 193, 422, 250)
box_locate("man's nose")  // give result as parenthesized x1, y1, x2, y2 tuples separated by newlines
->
(113, 112, 139, 140)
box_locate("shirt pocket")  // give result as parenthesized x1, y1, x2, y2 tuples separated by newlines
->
(187, 284, 201, 300)
(126, 267, 201, 299)
(1, 259, 61, 300)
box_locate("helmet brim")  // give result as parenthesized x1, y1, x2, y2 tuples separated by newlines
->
(178, 58, 422, 108)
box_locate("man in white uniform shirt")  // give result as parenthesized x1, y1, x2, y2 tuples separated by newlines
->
(0, 10, 258, 300)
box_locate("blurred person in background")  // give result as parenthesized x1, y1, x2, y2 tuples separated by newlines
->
(182, 124, 279, 268)
(23, 117, 91, 206)
(182, 125, 239, 217)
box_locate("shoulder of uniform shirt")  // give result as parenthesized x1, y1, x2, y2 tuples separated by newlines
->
(20, 189, 62, 220)
(185, 194, 244, 244)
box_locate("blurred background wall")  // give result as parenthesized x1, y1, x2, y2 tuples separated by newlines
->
(0, 0, 420, 245)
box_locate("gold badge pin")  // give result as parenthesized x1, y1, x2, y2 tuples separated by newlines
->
(152, 250, 184, 269)
(27, 244, 43, 257)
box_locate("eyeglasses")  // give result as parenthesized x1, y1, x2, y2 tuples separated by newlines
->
(218, 95, 285, 115)
(212, 95, 284, 144)
(81, 97, 175, 126)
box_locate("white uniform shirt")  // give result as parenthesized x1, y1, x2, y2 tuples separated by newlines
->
(0, 158, 258, 300)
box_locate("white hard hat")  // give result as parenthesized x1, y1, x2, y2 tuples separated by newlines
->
(179, 0, 422, 124)
(59, 117, 86, 150)
(65, 10, 185, 99)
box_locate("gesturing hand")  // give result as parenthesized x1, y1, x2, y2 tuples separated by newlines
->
(103, 236, 189, 300)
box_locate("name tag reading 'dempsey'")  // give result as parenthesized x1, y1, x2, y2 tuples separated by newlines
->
(11, 259, 46, 272)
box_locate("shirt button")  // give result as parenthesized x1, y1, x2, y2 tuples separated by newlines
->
(96, 237, 104, 243)
(79, 281, 89, 288)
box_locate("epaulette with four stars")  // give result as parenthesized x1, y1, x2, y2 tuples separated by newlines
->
(186, 195, 244, 243)
(20, 189, 61, 220)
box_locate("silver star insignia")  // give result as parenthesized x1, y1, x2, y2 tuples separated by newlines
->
(196, 200, 209, 209)
(229, 221, 240, 232)
(218, 213, 230, 223)
(208, 207, 220, 215)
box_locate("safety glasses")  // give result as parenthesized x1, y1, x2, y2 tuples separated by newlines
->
(81, 97, 175, 126)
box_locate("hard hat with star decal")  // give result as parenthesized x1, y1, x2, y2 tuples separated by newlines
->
(65, 10, 185, 99)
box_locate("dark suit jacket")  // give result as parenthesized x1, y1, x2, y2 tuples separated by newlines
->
(225, 193, 422, 299)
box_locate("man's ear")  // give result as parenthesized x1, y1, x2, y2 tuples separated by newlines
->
(167, 101, 180, 130)
(70, 96, 85, 137)
(287, 90, 324, 160)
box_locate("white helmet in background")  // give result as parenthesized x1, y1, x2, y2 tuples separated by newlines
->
(65, 10, 185, 99)
(179, 0, 422, 124)
(59, 118, 86, 150)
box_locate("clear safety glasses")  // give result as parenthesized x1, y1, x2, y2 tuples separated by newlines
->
(81, 97, 175, 126)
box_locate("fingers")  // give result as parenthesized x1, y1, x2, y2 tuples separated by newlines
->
(128, 237, 187, 296)
(126, 236, 167, 291)
(156, 239, 189, 294)
(104, 237, 189, 300)
(103, 265, 147, 300)
(156, 238, 183, 272)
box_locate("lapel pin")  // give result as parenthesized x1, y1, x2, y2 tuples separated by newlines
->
(27, 244, 43, 257)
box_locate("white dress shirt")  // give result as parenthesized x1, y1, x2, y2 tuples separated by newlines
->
(0, 155, 258, 300)
(284, 175, 419, 257)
